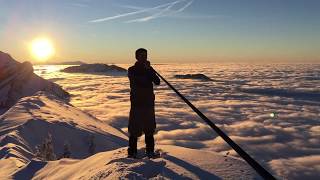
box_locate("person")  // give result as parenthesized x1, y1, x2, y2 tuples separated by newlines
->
(127, 48, 160, 158)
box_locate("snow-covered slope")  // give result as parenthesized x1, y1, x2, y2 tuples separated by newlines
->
(0, 51, 69, 110)
(0, 51, 261, 179)
(0, 92, 128, 178)
(14, 145, 258, 180)
(0, 92, 259, 179)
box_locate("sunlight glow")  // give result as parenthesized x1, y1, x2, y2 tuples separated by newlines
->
(270, 112, 277, 118)
(31, 38, 55, 61)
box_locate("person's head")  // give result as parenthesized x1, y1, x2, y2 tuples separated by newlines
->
(135, 48, 147, 62)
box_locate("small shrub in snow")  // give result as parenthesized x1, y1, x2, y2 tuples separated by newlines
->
(88, 135, 96, 155)
(35, 133, 56, 161)
(61, 141, 71, 158)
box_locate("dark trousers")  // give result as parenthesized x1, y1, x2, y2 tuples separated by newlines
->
(128, 134, 154, 155)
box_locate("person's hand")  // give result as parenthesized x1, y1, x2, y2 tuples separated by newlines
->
(144, 60, 151, 70)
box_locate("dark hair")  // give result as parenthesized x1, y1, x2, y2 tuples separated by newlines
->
(135, 48, 147, 56)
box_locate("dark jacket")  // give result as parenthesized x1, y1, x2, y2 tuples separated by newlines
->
(128, 61, 160, 107)
(128, 61, 160, 136)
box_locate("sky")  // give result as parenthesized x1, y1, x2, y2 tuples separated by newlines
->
(0, 0, 320, 63)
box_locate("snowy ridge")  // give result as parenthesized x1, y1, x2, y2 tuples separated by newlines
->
(14, 145, 258, 179)
(0, 51, 69, 109)
(0, 92, 259, 179)
(0, 92, 128, 178)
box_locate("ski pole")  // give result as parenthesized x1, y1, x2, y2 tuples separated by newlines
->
(153, 69, 276, 180)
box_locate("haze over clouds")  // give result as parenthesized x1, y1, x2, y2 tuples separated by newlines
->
(35, 63, 320, 179)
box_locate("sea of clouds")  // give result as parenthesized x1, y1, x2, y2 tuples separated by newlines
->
(34, 63, 320, 179)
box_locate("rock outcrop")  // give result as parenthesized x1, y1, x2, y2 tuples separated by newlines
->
(0, 51, 69, 109)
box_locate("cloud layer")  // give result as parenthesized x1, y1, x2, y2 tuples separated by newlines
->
(36, 63, 320, 179)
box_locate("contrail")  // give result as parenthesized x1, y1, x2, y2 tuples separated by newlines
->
(126, 0, 182, 23)
(69, 3, 88, 8)
(126, 0, 193, 23)
(176, 0, 194, 13)
(89, 0, 185, 23)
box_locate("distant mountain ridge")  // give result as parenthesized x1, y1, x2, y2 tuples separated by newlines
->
(61, 63, 127, 76)
(34, 60, 87, 65)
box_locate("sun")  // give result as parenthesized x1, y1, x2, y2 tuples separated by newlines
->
(31, 38, 55, 61)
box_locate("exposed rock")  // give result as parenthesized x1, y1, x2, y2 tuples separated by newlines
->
(174, 73, 213, 81)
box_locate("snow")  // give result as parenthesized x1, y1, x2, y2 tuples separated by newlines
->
(0, 52, 69, 109)
(0, 51, 19, 68)
(14, 145, 258, 179)
(0, 92, 259, 179)
(0, 92, 128, 178)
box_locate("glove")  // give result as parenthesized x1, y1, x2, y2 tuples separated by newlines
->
(144, 60, 151, 70)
